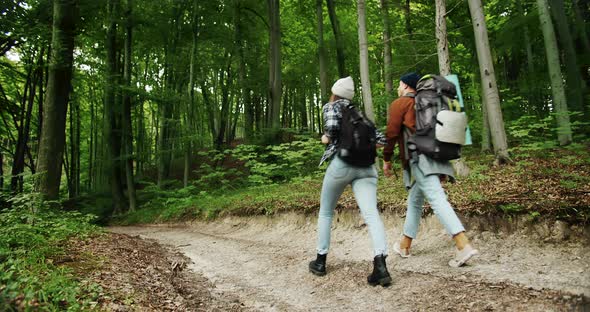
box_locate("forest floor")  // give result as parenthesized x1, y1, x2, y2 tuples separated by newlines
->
(69, 211, 589, 311)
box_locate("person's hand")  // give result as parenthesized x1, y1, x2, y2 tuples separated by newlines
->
(383, 161, 392, 178)
(321, 134, 330, 145)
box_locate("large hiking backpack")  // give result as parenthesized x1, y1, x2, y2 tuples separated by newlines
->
(338, 102, 377, 167)
(408, 75, 467, 161)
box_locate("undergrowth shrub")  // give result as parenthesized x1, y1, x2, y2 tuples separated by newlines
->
(0, 193, 100, 311)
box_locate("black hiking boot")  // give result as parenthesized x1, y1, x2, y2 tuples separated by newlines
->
(309, 253, 327, 276)
(367, 255, 392, 287)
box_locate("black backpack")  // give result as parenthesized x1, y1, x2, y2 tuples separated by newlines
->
(408, 75, 467, 161)
(337, 103, 377, 167)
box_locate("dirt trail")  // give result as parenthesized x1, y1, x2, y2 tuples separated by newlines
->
(110, 213, 589, 311)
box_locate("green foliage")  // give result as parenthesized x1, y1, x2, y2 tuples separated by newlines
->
(498, 203, 523, 214)
(0, 193, 100, 311)
(115, 177, 323, 225)
(508, 112, 590, 153)
(231, 137, 324, 185)
(188, 137, 325, 192)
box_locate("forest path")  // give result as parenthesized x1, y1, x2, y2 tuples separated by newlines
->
(110, 213, 589, 311)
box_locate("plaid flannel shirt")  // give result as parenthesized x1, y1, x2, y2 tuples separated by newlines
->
(319, 99, 387, 166)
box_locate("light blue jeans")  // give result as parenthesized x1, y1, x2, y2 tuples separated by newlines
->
(403, 160, 466, 239)
(316, 156, 388, 256)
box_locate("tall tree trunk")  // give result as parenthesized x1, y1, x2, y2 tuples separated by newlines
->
(481, 91, 492, 152)
(185, 0, 199, 187)
(357, 0, 374, 121)
(573, 0, 590, 111)
(268, 0, 282, 130)
(201, 80, 217, 143)
(0, 145, 3, 191)
(36, 0, 78, 200)
(435, 0, 450, 76)
(317, 0, 329, 103)
(467, 0, 510, 164)
(123, 0, 136, 211)
(104, 0, 126, 212)
(75, 90, 80, 194)
(326, 0, 347, 77)
(436, 0, 470, 176)
(216, 57, 233, 149)
(234, 3, 252, 142)
(403, 0, 413, 39)
(573, 0, 590, 55)
(68, 92, 77, 198)
(88, 85, 95, 191)
(11, 64, 36, 193)
(380, 0, 393, 96)
(549, 0, 585, 115)
(537, 0, 572, 145)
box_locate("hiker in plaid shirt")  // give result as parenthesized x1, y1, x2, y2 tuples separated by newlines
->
(309, 76, 392, 287)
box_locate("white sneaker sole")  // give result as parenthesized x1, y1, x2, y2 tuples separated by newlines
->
(393, 242, 411, 258)
(448, 249, 479, 267)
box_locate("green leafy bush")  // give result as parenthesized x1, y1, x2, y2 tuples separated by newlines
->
(231, 137, 324, 185)
(0, 193, 100, 311)
(508, 112, 590, 152)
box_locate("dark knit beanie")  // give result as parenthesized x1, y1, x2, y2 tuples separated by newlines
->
(400, 72, 421, 90)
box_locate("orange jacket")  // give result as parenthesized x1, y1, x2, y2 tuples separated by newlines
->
(383, 95, 416, 168)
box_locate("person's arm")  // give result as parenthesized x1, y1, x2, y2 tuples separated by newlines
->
(383, 100, 403, 162)
(323, 103, 340, 141)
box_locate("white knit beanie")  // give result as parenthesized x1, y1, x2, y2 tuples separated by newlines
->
(331, 76, 355, 100)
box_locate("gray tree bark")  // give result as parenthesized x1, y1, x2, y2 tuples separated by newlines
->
(123, 0, 136, 211)
(381, 0, 393, 96)
(481, 86, 492, 152)
(104, 0, 126, 212)
(36, 0, 78, 199)
(326, 0, 347, 77)
(467, 0, 510, 164)
(537, 0, 572, 145)
(357, 0, 374, 122)
(435, 0, 450, 76)
(268, 0, 282, 130)
(549, 0, 585, 115)
(317, 0, 329, 103)
(185, 0, 199, 187)
(436, 0, 469, 176)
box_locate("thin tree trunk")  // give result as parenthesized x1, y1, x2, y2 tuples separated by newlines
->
(403, 0, 413, 39)
(326, 0, 347, 77)
(0, 145, 3, 191)
(268, 0, 282, 130)
(537, 0, 572, 145)
(185, 0, 199, 187)
(435, 0, 450, 76)
(317, 0, 329, 103)
(381, 0, 393, 96)
(88, 84, 94, 191)
(75, 90, 80, 193)
(357, 0, 374, 121)
(573, 0, 590, 55)
(11, 65, 35, 193)
(68, 92, 76, 198)
(549, 0, 585, 114)
(36, 0, 78, 200)
(467, 0, 510, 164)
(201, 80, 217, 143)
(481, 88, 491, 152)
(216, 56, 233, 149)
(123, 0, 136, 211)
